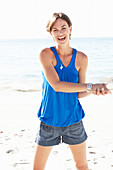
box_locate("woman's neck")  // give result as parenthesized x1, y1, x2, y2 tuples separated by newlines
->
(55, 44, 72, 57)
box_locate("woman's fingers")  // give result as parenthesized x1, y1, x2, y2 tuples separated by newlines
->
(101, 87, 105, 95)
(92, 84, 111, 95)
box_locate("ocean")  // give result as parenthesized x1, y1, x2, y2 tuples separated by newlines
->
(0, 38, 113, 92)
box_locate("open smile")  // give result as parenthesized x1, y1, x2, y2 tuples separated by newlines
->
(58, 36, 66, 41)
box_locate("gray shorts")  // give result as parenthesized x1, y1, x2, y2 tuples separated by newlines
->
(35, 120, 87, 146)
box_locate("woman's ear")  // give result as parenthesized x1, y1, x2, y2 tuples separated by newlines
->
(69, 26, 72, 40)
(70, 26, 72, 34)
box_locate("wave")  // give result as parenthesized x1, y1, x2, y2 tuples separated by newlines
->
(0, 80, 42, 92)
(14, 88, 42, 92)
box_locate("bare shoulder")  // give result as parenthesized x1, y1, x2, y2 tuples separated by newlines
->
(77, 51, 88, 64)
(39, 48, 54, 64)
(77, 51, 88, 62)
(39, 48, 52, 59)
(76, 50, 88, 70)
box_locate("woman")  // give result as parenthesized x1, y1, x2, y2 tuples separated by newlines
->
(33, 12, 110, 170)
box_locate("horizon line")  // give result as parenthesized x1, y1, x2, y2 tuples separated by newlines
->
(0, 36, 113, 41)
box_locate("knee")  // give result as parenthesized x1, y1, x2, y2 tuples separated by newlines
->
(76, 162, 88, 170)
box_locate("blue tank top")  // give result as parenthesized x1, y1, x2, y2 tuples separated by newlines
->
(37, 46, 85, 127)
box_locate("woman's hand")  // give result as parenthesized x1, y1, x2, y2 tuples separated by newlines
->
(92, 84, 111, 95)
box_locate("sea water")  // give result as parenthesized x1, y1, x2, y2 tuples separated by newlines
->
(0, 38, 113, 92)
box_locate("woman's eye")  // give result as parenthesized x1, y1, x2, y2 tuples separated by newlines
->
(53, 30, 57, 32)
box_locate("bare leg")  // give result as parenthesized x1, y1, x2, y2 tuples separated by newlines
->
(33, 145, 53, 170)
(69, 142, 89, 170)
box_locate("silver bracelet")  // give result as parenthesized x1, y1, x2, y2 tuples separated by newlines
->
(86, 83, 92, 92)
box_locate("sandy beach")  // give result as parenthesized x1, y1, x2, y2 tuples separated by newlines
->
(0, 89, 113, 170)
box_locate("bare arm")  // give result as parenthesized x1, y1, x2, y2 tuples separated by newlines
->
(77, 52, 92, 98)
(39, 48, 87, 93)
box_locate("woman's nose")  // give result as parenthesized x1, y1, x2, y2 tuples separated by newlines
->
(58, 30, 63, 34)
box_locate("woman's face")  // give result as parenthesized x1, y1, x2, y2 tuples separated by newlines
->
(51, 18, 72, 45)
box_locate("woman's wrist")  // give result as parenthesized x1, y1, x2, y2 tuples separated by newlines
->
(86, 83, 93, 93)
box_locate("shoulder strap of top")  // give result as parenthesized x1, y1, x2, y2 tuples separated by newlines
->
(71, 48, 77, 66)
(50, 46, 61, 64)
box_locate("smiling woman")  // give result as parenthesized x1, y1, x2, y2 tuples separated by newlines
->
(33, 12, 111, 170)
(51, 19, 71, 45)
(46, 13, 72, 42)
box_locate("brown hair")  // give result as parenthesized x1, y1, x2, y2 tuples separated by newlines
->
(46, 12, 72, 33)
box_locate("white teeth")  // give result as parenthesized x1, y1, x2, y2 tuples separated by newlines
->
(58, 36, 65, 40)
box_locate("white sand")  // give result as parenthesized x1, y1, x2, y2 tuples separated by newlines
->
(0, 90, 113, 170)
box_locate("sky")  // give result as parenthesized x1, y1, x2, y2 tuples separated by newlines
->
(0, 0, 113, 39)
